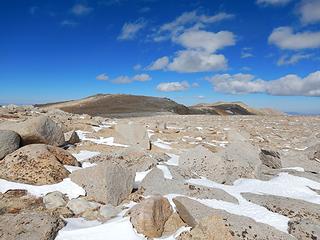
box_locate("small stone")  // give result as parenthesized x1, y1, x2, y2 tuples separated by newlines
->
(43, 191, 67, 209)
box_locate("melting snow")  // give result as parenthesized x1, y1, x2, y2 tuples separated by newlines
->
(186, 173, 320, 232)
(55, 217, 145, 240)
(157, 165, 173, 179)
(165, 153, 179, 166)
(0, 178, 85, 199)
(72, 150, 100, 162)
(76, 131, 128, 147)
(134, 169, 152, 188)
(153, 139, 172, 150)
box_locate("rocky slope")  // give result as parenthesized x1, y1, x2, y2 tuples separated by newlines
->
(35, 94, 283, 117)
(0, 104, 319, 240)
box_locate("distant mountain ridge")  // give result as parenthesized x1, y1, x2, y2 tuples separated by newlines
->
(35, 94, 284, 118)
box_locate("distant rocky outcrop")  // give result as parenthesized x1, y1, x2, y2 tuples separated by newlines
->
(35, 94, 283, 117)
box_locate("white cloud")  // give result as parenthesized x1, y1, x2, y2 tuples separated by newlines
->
(298, 0, 320, 25)
(197, 95, 205, 99)
(174, 30, 235, 52)
(241, 48, 254, 58)
(256, 0, 292, 6)
(71, 4, 93, 16)
(206, 71, 320, 96)
(96, 73, 109, 81)
(155, 11, 234, 42)
(192, 82, 199, 87)
(147, 56, 169, 70)
(269, 27, 320, 50)
(118, 20, 146, 40)
(111, 73, 151, 84)
(167, 50, 227, 73)
(277, 53, 312, 66)
(132, 73, 151, 81)
(112, 75, 132, 84)
(149, 11, 235, 73)
(156, 81, 190, 92)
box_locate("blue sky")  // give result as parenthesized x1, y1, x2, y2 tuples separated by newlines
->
(1, 0, 320, 113)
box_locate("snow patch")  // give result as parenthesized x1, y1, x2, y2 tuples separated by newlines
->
(0, 178, 85, 199)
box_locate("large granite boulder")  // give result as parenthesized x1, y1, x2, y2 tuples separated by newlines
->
(0, 144, 78, 185)
(173, 196, 295, 239)
(128, 196, 173, 238)
(0, 116, 65, 146)
(0, 211, 65, 240)
(114, 123, 150, 150)
(0, 130, 20, 159)
(70, 162, 134, 205)
(179, 142, 260, 184)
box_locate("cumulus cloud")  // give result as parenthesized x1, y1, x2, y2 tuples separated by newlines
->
(277, 53, 312, 66)
(167, 50, 227, 73)
(269, 27, 320, 50)
(298, 0, 320, 25)
(256, 0, 292, 6)
(96, 73, 109, 81)
(118, 20, 146, 40)
(71, 4, 93, 16)
(174, 30, 235, 53)
(132, 73, 151, 81)
(147, 56, 169, 70)
(111, 74, 151, 84)
(148, 11, 235, 73)
(206, 71, 320, 96)
(156, 81, 190, 92)
(155, 11, 234, 41)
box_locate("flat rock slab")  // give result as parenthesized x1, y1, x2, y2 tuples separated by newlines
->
(0, 211, 65, 240)
(0, 130, 20, 159)
(0, 116, 65, 146)
(242, 193, 320, 225)
(0, 144, 76, 185)
(114, 123, 150, 150)
(179, 143, 259, 184)
(173, 196, 295, 240)
(70, 162, 134, 205)
(289, 219, 320, 240)
(141, 168, 238, 204)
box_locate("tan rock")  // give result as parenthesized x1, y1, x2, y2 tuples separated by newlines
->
(0, 144, 76, 185)
(162, 212, 186, 237)
(185, 215, 233, 240)
(128, 196, 173, 238)
(0, 116, 65, 146)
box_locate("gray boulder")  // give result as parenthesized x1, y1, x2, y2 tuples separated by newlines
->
(0, 211, 65, 240)
(0, 130, 20, 159)
(43, 191, 67, 209)
(259, 149, 282, 169)
(173, 196, 294, 240)
(179, 143, 259, 184)
(70, 162, 134, 205)
(114, 123, 150, 150)
(141, 167, 238, 203)
(0, 116, 65, 146)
